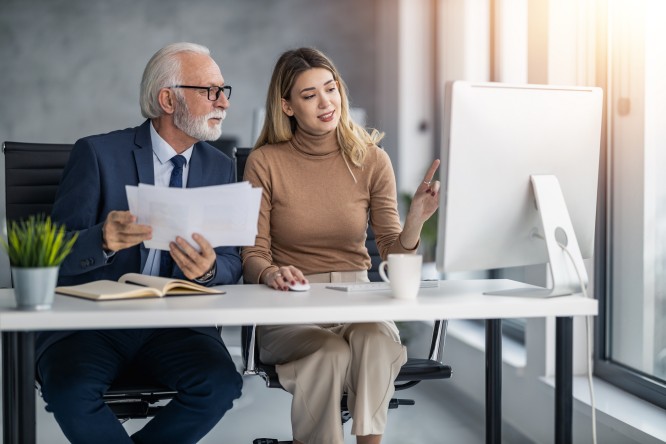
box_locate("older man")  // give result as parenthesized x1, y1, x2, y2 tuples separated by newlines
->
(37, 43, 242, 444)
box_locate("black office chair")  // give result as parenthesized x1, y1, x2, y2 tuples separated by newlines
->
(2, 141, 180, 421)
(233, 147, 452, 443)
(234, 147, 252, 182)
(207, 136, 240, 180)
(365, 225, 382, 282)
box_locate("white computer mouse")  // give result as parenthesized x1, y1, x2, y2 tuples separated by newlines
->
(288, 282, 311, 292)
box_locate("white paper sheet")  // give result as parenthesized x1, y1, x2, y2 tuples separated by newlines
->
(125, 182, 262, 250)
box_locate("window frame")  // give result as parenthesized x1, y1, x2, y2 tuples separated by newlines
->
(593, 0, 666, 410)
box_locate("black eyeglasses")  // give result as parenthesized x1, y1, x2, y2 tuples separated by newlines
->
(170, 85, 232, 101)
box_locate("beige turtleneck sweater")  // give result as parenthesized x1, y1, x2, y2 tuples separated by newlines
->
(241, 129, 416, 284)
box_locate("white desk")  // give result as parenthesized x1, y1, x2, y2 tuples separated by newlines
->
(0, 279, 597, 444)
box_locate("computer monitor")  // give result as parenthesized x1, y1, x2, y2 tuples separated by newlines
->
(436, 81, 603, 296)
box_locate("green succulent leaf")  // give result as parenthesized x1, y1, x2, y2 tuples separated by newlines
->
(0, 214, 78, 268)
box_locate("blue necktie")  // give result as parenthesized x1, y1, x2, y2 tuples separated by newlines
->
(159, 155, 187, 277)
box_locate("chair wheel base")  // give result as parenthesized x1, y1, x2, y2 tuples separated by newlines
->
(389, 398, 415, 409)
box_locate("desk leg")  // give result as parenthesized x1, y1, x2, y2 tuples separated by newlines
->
(2, 331, 36, 444)
(485, 319, 501, 444)
(555, 317, 573, 444)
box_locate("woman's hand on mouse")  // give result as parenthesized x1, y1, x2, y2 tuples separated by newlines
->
(265, 265, 308, 291)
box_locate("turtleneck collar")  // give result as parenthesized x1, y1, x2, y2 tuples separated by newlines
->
(290, 128, 339, 158)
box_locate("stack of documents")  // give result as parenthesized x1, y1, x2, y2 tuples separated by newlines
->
(126, 182, 262, 250)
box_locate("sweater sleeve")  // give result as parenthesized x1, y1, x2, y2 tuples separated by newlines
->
(368, 148, 419, 259)
(240, 149, 279, 284)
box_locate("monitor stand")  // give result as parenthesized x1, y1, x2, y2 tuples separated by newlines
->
(485, 175, 589, 297)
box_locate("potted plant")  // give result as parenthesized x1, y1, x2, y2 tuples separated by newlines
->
(1, 214, 77, 310)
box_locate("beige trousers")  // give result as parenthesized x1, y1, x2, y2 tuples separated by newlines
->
(257, 271, 407, 444)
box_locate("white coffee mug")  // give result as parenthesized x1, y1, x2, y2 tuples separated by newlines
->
(378, 254, 423, 300)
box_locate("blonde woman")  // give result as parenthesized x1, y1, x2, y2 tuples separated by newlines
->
(241, 47, 439, 444)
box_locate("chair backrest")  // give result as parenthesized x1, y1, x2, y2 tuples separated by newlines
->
(235, 147, 252, 181)
(207, 137, 240, 182)
(3, 142, 73, 224)
(206, 136, 239, 158)
(365, 225, 382, 282)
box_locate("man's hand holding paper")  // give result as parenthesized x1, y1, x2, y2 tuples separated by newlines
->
(126, 182, 262, 251)
(170, 233, 217, 281)
(102, 211, 152, 252)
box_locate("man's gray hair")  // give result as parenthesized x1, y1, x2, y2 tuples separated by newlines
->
(140, 42, 211, 119)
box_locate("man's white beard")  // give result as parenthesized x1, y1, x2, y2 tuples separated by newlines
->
(173, 98, 226, 141)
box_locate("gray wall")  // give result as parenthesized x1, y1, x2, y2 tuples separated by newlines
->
(0, 0, 381, 286)
(0, 0, 379, 147)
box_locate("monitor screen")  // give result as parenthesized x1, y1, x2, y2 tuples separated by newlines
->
(436, 81, 603, 293)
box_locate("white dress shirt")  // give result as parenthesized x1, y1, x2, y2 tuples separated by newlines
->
(142, 122, 194, 276)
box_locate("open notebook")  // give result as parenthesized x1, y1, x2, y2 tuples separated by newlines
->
(56, 273, 223, 301)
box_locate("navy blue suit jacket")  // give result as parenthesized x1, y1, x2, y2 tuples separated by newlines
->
(37, 120, 242, 360)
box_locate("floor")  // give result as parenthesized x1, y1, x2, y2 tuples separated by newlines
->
(35, 376, 488, 444)
(30, 324, 532, 443)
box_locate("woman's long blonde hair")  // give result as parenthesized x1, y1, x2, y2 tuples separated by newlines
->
(254, 47, 383, 167)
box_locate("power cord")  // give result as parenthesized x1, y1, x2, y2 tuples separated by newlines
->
(557, 240, 598, 444)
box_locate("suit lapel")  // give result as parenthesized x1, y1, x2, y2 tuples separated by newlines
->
(132, 120, 154, 269)
(133, 120, 155, 186)
(187, 142, 205, 188)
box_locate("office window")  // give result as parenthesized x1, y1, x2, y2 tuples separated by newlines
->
(596, 0, 666, 409)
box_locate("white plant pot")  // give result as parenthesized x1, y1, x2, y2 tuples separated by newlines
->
(11, 266, 59, 310)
